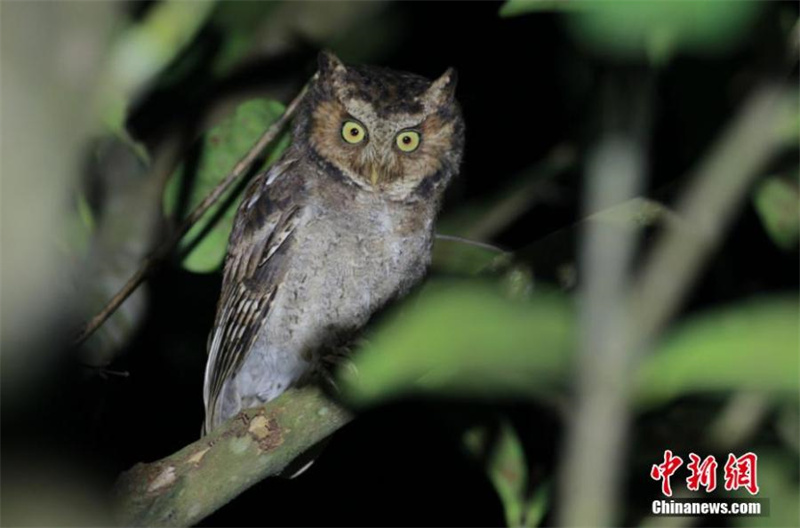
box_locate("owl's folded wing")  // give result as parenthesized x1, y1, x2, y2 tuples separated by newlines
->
(203, 157, 303, 433)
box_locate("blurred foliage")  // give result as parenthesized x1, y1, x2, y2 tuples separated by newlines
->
(1, 1, 116, 395)
(502, 0, 762, 63)
(776, 95, 799, 146)
(752, 176, 800, 251)
(431, 236, 508, 276)
(776, 403, 800, 452)
(343, 286, 798, 411)
(340, 281, 575, 406)
(63, 192, 96, 260)
(208, 2, 281, 76)
(163, 99, 290, 272)
(731, 452, 800, 527)
(464, 421, 548, 527)
(207, 1, 397, 75)
(0, 459, 112, 526)
(437, 146, 575, 242)
(636, 296, 799, 408)
(100, 0, 216, 133)
(77, 138, 160, 367)
(499, 0, 582, 17)
(521, 479, 551, 528)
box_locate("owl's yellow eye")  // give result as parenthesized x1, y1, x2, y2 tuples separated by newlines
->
(342, 121, 366, 144)
(395, 130, 421, 152)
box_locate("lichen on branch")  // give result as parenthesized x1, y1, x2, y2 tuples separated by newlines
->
(113, 387, 350, 527)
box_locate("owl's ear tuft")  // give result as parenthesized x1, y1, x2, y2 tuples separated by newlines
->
(318, 50, 347, 79)
(422, 67, 458, 111)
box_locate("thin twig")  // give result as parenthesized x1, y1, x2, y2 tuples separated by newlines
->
(74, 82, 311, 346)
(79, 363, 131, 378)
(434, 233, 510, 255)
(454, 144, 575, 242)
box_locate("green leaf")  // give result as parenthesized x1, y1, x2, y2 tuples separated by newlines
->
(464, 421, 551, 527)
(563, 1, 762, 63)
(431, 236, 507, 276)
(500, 0, 582, 17)
(522, 481, 551, 527)
(464, 421, 529, 527)
(163, 99, 290, 273)
(753, 176, 800, 251)
(340, 280, 575, 406)
(431, 236, 535, 305)
(635, 296, 800, 408)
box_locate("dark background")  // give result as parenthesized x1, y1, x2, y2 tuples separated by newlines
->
(2, 2, 797, 526)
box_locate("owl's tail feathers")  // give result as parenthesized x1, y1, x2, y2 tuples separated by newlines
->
(201, 385, 220, 437)
(201, 416, 214, 437)
(201, 387, 235, 437)
(201, 406, 219, 437)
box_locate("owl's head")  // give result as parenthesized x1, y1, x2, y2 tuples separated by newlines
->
(296, 51, 465, 202)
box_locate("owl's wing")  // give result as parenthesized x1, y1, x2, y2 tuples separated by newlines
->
(203, 157, 304, 433)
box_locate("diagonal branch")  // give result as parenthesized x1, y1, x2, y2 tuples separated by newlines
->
(630, 84, 791, 343)
(113, 387, 351, 527)
(74, 81, 311, 346)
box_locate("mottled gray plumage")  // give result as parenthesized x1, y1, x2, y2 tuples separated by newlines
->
(203, 51, 465, 434)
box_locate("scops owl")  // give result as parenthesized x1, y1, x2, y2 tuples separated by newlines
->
(202, 51, 465, 434)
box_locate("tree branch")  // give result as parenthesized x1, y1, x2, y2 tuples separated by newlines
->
(113, 387, 350, 527)
(74, 81, 312, 345)
(630, 84, 791, 343)
(558, 83, 791, 527)
(557, 78, 649, 526)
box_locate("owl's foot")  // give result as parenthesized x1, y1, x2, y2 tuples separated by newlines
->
(319, 341, 363, 393)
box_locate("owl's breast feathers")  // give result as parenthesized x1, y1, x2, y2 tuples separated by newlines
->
(203, 155, 436, 434)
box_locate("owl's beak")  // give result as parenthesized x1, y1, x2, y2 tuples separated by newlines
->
(369, 166, 381, 186)
(367, 161, 394, 186)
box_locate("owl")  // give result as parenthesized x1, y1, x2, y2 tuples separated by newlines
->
(202, 51, 465, 434)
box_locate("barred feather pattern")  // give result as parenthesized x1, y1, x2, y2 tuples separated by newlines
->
(203, 158, 301, 434)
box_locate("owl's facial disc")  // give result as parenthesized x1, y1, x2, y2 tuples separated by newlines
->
(309, 52, 462, 200)
(325, 110, 426, 188)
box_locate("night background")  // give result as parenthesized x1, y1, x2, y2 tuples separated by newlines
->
(1, 1, 798, 527)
